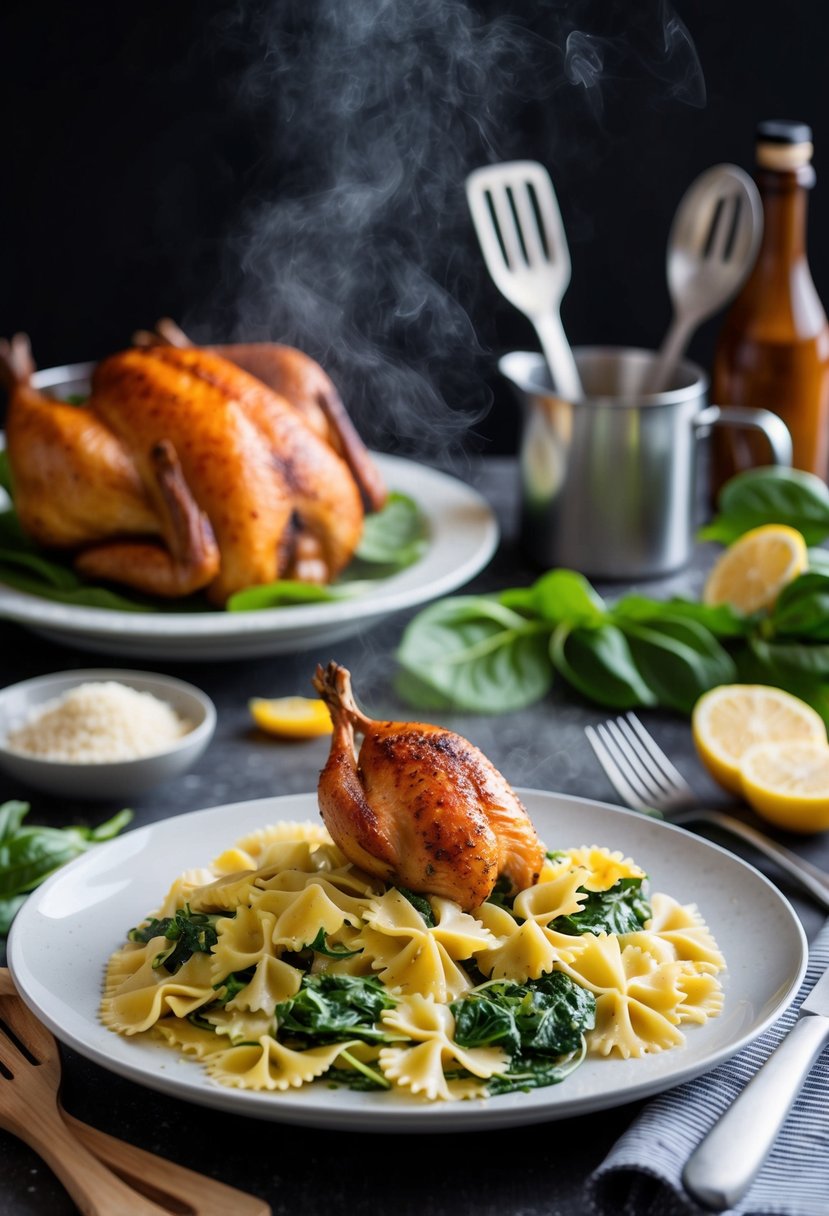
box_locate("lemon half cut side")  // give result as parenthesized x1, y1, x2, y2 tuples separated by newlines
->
(740, 740, 829, 833)
(702, 524, 808, 615)
(692, 684, 827, 796)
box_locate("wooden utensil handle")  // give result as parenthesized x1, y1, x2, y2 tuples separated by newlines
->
(11, 1104, 170, 1216)
(63, 1111, 272, 1216)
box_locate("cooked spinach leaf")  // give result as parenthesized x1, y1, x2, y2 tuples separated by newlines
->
(452, 971, 595, 1093)
(553, 877, 651, 937)
(275, 974, 396, 1043)
(128, 903, 222, 973)
(305, 927, 363, 958)
(395, 886, 436, 927)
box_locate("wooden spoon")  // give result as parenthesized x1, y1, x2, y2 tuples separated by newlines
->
(0, 969, 270, 1215)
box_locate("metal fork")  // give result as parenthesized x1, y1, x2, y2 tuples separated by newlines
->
(585, 712, 829, 912)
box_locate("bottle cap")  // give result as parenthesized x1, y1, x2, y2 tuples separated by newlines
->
(756, 119, 814, 170)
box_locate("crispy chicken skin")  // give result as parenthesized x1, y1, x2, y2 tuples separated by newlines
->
(135, 319, 387, 513)
(0, 334, 382, 604)
(313, 662, 545, 911)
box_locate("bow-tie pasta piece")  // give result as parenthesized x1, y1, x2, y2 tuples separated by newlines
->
(207, 1035, 359, 1091)
(380, 994, 505, 1101)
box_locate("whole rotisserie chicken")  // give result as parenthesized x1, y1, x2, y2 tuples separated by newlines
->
(314, 662, 544, 911)
(0, 330, 385, 605)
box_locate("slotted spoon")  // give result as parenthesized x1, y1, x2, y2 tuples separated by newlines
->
(466, 160, 584, 401)
(0, 969, 270, 1215)
(643, 163, 763, 395)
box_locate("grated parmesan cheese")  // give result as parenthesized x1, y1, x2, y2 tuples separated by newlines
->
(6, 681, 192, 763)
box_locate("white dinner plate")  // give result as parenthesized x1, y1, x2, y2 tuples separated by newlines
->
(0, 451, 498, 660)
(8, 790, 807, 1133)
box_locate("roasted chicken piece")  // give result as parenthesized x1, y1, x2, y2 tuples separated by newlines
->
(135, 318, 387, 513)
(0, 334, 385, 604)
(314, 662, 544, 911)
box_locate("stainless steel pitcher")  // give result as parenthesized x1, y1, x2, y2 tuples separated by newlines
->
(500, 347, 793, 579)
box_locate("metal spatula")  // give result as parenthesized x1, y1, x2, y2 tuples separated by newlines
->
(643, 163, 763, 395)
(466, 160, 584, 401)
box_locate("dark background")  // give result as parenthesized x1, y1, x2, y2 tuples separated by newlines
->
(1, 0, 827, 456)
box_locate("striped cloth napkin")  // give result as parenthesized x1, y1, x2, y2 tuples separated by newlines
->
(587, 919, 829, 1216)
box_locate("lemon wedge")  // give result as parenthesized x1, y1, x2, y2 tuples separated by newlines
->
(740, 739, 829, 833)
(691, 684, 826, 795)
(702, 524, 807, 614)
(249, 696, 333, 739)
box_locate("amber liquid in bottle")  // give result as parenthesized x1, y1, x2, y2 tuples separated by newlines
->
(711, 124, 829, 493)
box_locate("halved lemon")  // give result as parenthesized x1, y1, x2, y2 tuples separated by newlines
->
(702, 524, 808, 614)
(691, 684, 826, 795)
(249, 696, 333, 739)
(740, 740, 829, 833)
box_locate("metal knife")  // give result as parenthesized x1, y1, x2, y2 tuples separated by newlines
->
(683, 964, 829, 1211)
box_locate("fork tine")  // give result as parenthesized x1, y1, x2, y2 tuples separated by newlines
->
(585, 723, 650, 811)
(625, 713, 694, 796)
(601, 720, 666, 805)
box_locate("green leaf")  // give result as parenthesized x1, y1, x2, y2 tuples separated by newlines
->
(770, 573, 829, 640)
(276, 974, 395, 1044)
(700, 466, 829, 546)
(226, 580, 343, 612)
(453, 972, 595, 1065)
(553, 877, 651, 937)
(87, 809, 134, 842)
(354, 492, 428, 567)
(127, 903, 222, 973)
(304, 927, 363, 959)
(396, 597, 553, 712)
(613, 593, 755, 639)
(551, 623, 657, 709)
(501, 569, 606, 627)
(0, 894, 26, 936)
(395, 886, 436, 927)
(618, 615, 736, 714)
(0, 801, 30, 844)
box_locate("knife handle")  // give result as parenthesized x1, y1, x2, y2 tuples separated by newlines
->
(683, 1014, 829, 1211)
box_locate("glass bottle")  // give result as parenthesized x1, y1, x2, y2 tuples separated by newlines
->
(710, 120, 829, 494)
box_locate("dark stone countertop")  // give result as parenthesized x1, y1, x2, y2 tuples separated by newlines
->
(1, 457, 826, 1216)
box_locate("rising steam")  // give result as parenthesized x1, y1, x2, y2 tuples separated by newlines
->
(191, 1, 706, 458)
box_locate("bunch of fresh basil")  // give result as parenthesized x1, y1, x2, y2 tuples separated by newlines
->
(397, 467, 829, 722)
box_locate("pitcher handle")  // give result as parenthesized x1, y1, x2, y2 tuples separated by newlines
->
(695, 405, 793, 467)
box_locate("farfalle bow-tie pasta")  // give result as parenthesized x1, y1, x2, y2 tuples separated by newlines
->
(101, 823, 725, 1101)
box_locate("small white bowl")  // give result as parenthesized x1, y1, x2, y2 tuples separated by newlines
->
(0, 669, 216, 799)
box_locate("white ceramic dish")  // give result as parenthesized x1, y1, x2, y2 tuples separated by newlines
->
(0, 669, 216, 799)
(8, 790, 807, 1132)
(0, 362, 498, 660)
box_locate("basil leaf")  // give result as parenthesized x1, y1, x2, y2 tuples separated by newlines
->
(226, 580, 343, 611)
(396, 597, 553, 712)
(0, 895, 26, 937)
(619, 615, 736, 713)
(551, 623, 657, 709)
(770, 573, 829, 640)
(700, 466, 829, 545)
(0, 801, 30, 844)
(501, 569, 606, 626)
(613, 593, 755, 638)
(354, 492, 428, 567)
